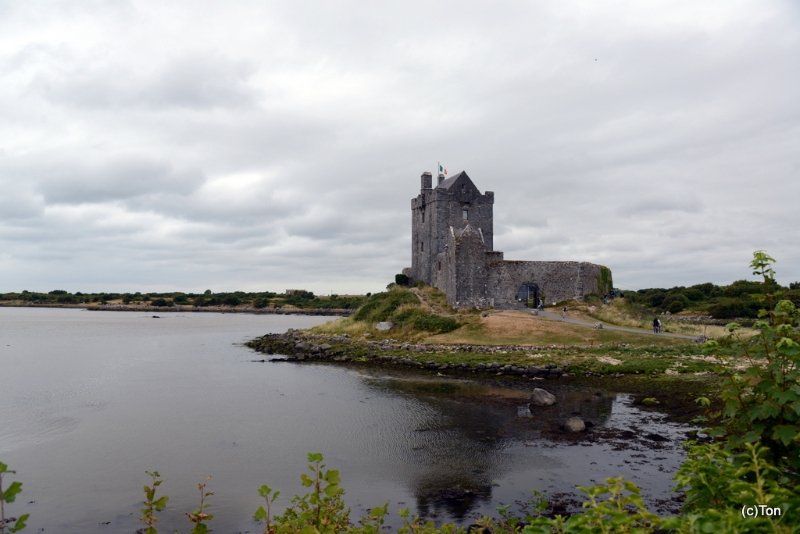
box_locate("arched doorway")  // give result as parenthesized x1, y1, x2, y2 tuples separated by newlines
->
(516, 283, 540, 308)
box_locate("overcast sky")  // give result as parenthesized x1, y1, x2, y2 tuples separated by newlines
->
(1, 0, 799, 295)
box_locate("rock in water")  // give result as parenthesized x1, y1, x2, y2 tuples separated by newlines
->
(564, 416, 586, 432)
(376, 322, 394, 331)
(529, 388, 556, 406)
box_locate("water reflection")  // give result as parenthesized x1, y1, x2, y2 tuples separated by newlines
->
(0, 309, 691, 532)
(356, 370, 616, 520)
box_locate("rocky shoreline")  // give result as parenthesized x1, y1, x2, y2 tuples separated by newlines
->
(249, 330, 622, 378)
(246, 330, 722, 424)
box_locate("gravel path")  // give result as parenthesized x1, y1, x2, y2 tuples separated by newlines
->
(537, 310, 697, 340)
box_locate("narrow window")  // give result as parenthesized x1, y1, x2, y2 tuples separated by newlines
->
(462, 209, 468, 220)
(438, 261, 441, 271)
(420, 241, 424, 252)
(421, 210, 425, 223)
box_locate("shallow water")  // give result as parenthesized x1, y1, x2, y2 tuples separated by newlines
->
(0, 308, 690, 532)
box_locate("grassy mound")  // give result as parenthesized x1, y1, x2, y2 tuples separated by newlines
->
(313, 287, 459, 337)
(351, 288, 419, 322)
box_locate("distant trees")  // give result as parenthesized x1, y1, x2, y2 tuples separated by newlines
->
(627, 277, 794, 319)
(0, 289, 365, 310)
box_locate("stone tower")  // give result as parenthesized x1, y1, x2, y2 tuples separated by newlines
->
(407, 169, 610, 309)
(410, 171, 494, 286)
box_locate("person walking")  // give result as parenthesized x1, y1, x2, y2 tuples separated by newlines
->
(653, 317, 661, 334)
(562, 306, 568, 319)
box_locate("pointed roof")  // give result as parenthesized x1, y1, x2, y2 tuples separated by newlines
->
(436, 171, 480, 193)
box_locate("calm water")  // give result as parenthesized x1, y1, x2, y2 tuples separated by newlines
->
(0, 308, 690, 533)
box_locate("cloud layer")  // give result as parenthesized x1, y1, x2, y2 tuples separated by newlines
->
(1, 0, 799, 293)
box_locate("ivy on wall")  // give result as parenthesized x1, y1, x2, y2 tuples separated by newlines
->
(597, 266, 613, 294)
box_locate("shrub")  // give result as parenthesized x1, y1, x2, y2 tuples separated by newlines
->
(707, 298, 760, 319)
(150, 298, 173, 307)
(394, 273, 410, 286)
(666, 300, 684, 314)
(351, 288, 418, 323)
(722, 279, 765, 298)
(661, 293, 690, 312)
(223, 295, 241, 307)
(390, 306, 459, 333)
(642, 289, 666, 307)
(691, 282, 719, 297)
(683, 288, 706, 302)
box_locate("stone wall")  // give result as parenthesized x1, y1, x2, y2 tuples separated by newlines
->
(488, 260, 604, 307)
(449, 225, 495, 308)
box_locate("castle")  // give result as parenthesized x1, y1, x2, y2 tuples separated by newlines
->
(405, 171, 612, 309)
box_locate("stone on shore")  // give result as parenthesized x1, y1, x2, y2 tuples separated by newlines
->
(376, 322, 394, 331)
(529, 388, 556, 406)
(564, 416, 586, 432)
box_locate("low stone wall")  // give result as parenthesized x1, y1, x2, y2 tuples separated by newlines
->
(489, 261, 605, 308)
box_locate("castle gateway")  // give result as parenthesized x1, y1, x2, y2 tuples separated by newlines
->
(406, 171, 612, 309)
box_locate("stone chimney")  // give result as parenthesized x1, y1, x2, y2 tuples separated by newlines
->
(421, 171, 432, 190)
(437, 173, 445, 185)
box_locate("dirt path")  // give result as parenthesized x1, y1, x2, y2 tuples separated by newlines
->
(538, 310, 697, 340)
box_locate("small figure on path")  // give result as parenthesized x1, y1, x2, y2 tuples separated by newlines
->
(653, 317, 661, 334)
(562, 307, 568, 319)
(603, 293, 608, 305)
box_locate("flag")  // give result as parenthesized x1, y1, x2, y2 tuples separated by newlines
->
(438, 164, 448, 175)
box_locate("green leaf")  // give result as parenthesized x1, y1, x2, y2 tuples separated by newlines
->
(323, 470, 341, 484)
(154, 495, 169, 511)
(307, 452, 324, 463)
(300, 473, 313, 487)
(771, 425, 800, 446)
(323, 483, 341, 496)
(254, 506, 266, 521)
(9, 513, 30, 533)
(3, 481, 23, 503)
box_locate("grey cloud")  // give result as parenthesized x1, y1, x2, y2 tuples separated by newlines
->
(31, 54, 257, 111)
(32, 158, 205, 204)
(617, 197, 704, 217)
(1, 0, 800, 293)
(0, 182, 44, 220)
